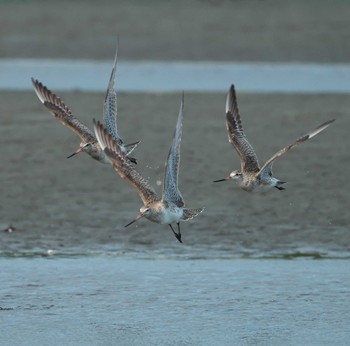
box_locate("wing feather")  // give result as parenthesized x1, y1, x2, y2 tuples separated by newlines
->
(258, 119, 336, 176)
(32, 78, 96, 143)
(225, 85, 260, 173)
(162, 94, 185, 207)
(93, 120, 158, 205)
(103, 44, 123, 146)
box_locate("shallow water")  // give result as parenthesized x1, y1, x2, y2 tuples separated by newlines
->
(1, 256, 349, 346)
(1, 59, 350, 93)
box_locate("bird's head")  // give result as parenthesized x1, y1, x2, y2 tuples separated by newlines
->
(124, 206, 152, 227)
(213, 170, 243, 183)
(67, 142, 93, 158)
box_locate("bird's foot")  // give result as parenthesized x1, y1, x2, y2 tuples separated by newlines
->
(275, 186, 286, 191)
(169, 224, 183, 243)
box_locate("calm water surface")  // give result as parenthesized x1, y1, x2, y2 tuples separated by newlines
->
(1, 257, 349, 346)
(2, 59, 350, 93)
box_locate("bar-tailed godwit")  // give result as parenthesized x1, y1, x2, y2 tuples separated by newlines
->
(214, 84, 335, 192)
(93, 94, 203, 243)
(32, 46, 139, 164)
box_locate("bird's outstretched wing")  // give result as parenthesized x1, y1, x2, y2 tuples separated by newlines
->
(225, 84, 260, 173)
(103, 43, 123, 146)
(32, 78, 96, 143)
(162, 94, 185, 207)
(93, 119, 158, 205)
(102, 44, 140, 157)
(258, 119, 336, 176)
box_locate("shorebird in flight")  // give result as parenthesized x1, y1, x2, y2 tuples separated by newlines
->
(93, 95, 203, 243)
(32, 46, 139, 164)
(214, 84, 335, 192)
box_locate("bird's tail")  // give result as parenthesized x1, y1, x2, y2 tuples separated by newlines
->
(182, 208, 204, 221)
(125, 141, 141, 155)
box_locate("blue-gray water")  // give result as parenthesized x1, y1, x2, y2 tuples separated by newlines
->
(1, 256, 349, 346)
(1, 59, 350, 93)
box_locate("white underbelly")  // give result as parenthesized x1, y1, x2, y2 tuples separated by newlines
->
(160, 207, 183, 224)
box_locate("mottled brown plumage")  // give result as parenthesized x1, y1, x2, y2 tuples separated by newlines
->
(31, 45, 139, 163)
(93, 95, 203, 243)
(214, 84, 335, 192)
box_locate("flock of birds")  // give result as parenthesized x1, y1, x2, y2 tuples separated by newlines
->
(31, 47, 335, 243)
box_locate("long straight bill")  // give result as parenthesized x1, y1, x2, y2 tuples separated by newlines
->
(124, 213, 145, 227)
(67, 146, 84, 159)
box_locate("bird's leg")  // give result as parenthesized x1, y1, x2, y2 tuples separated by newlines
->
(169, 224, 183, 243)
(275, 186, 286, 191)
(275, 181, 287, 190)
(177, 223, 182, 243)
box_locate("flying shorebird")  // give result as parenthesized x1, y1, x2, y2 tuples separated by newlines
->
(93, 94, 204, 243)
(31, 46, 139, 164)
(213, 84, 335, 192)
